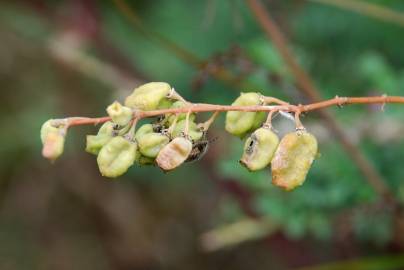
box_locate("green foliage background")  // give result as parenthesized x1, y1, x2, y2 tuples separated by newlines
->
(0, 0, 404, 269)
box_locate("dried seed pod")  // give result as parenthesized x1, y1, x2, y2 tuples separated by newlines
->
(135, 124, 170, 158)
(97, 136, 137, 178)
(156, 137, 192, 171)
(40, 120, 65, 161)
(225, 92, 266, 137)
(271, 131, 318, 191)
(106, 101, 133, 126)
(124, 82, 171, 110)
(171, 120, 203, 141)
(240, 127, 279, 171)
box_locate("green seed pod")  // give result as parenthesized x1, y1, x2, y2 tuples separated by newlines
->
(225, 92, 265, 137)
(97, 136, 137, 178)
(240, 127, 279, 171)
(166, 101, 196, 125)
(156, 137, 192, 171)
(135, 124, 169, 158)
(271, 131, 318, 191)
(135, 152, 155, 166)
(171, 120, 203, 141)
(40, 120, 65, 161)
(124, 82, 171, 110)
(86, 135, 111, 155)
(106, 101, 133, 126)
(98, 121, 115, 135)
(85, 121, 116, 155)
(157, 98, 175, 109)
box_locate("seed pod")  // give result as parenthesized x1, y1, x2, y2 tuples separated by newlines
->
(106, 101, 133, 126)
(135, 124, 170, 158)
(97, 136, 137, 178)
(225, 92, 266, 137)
(135, 152, 155, 166)
(85, 121, 116, 155)
(271, 131, 318, 191)
(86, 135, 111, 155)
(240, 127, 279, 171)
(98, 121, 115, 135)
(157, 98, 175, 109)
(124, 82, 171, 110)
(166, 101, 196, 125)
(156, 137, 192, 171)
(171, 120, 203, 141)
(40, 120, 65, 161)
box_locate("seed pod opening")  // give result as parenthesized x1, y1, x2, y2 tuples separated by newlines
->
(225, 92, 265, 137)
(271, 131, 318, 191)
(97, 136, 137, 178)
(240, 127, 279, 171)
(40, 120, 65, 161)
(156, 137, 192, 171)
(124, 82, 171, 110)
(106, 101, 133, 126)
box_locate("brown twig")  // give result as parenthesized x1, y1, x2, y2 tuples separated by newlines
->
(246, 0, 394, 201)
(57, 95, 404, 127)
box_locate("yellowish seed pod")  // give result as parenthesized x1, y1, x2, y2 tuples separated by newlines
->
(171, 120, 203, 141)
(86, 135, 111, 155)
(135, 124, 170, 158)
(156, 137, 192, 171)
(98, 121, 115, 135)
(124, 82, 171, 110)
(97, 136, 137, 178)
(240, 127, 279, 171)
(106, 101, 133, 126)
(40, 120, 65, 161)
(135, 152, 156, 166)
(225, 92, 265, 137)
(85, 121, 116, 155)
(271, 131, 318, 191)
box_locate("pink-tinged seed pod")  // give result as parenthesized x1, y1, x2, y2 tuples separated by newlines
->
(156, 137, 192, 171)
(40, 120, 65, 161)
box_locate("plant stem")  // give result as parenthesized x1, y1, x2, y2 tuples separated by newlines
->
(63, 95, 404, 127)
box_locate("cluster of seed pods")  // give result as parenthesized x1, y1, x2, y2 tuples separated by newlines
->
(226, 92, 318, 190)
(40, 82, 318, 190)
(41, 82, 211, 178)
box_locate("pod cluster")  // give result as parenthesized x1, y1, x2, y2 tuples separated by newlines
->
(40, 83, 319, 190)
(226, 92, 318, 191)
(41, 82, 210, 178)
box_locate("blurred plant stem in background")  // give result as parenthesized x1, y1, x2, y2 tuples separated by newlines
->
(308, 0, 404, 28)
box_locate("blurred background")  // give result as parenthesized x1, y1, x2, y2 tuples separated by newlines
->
(1, 0, 404, 269)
